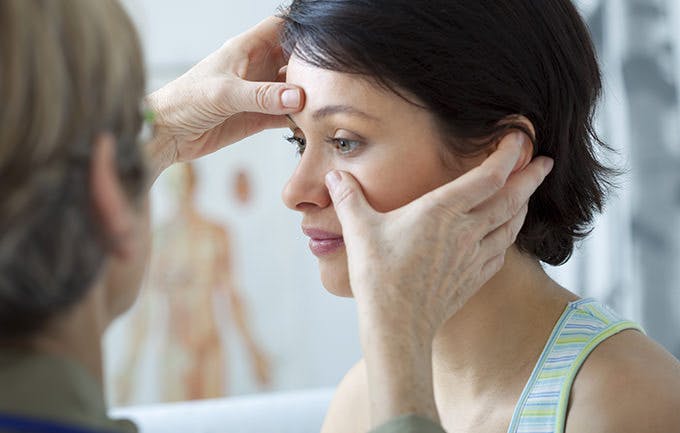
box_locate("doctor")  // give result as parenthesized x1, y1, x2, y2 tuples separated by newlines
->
(0, 2, 551, 433)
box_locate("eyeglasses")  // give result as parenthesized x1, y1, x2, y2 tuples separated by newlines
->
(139, 106, 157, 146)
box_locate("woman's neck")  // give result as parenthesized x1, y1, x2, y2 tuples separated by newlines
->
(432, 248, 577, 401)
(27, 281, 110, 386)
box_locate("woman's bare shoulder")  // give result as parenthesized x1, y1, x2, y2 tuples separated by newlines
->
(566, 329, 680, 433)
(322, 359, 370, 433)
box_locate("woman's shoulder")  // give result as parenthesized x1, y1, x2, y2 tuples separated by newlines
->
(321, 359, 370, 433)
(566, 328, 680, 433)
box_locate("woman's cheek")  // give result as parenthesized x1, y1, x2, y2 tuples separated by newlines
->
(342, 161, 404, 213)
(336, 137, 453, 212)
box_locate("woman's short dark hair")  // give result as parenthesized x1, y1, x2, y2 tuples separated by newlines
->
(281, 0, 611, 266)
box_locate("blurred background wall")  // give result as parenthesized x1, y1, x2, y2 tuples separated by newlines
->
(104, 0, 680, 405)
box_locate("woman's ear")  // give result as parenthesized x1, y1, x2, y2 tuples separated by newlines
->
(490, 115, 536, 174)
(90, 133, 136, 259)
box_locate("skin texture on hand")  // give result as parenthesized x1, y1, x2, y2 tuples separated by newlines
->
(145, 17, 305, 182)
(325, 133, 554, 427)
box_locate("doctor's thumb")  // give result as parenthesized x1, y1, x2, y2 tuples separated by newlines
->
(325, 170, 374, 234)
(235, 80, 305, 115)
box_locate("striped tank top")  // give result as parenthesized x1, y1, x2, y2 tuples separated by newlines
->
(506, 298, 644, 433)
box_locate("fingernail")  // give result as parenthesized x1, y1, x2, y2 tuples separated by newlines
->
(325, 170, 342, 192)
(544, 158, 554, 173)
(514, 131, 525, 149)
(281, 88, 301, 108)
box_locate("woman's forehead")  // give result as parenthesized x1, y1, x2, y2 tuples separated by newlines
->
(286, 56, 426, 125)
(287, 56, 383, 100)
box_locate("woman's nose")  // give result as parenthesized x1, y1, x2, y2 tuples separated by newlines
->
(282, 149, 333, 212)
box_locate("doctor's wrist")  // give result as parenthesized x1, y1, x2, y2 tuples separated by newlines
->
(145, 130, 177, 185)
(360, 321, 439, 429)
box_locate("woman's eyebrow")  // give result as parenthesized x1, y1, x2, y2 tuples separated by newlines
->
(312, 105, 380, 123)
(285, 105, 380, 129)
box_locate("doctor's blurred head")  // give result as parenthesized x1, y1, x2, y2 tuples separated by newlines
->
(0, 0, 150, 341)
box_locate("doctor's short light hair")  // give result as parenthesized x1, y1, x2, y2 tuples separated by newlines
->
(0, 0, 147, 338)
(282, 0, 612, 267)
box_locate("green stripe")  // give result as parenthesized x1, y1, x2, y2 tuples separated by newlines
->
(554, 321, 645, 433)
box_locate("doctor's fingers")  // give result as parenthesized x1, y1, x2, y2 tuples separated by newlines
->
(478, 202, 529, 265)
(424, 132, 525, 213)
(470, 155, 553, 238)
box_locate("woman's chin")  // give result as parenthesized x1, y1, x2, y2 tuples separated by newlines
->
(325, 284, 354, 298)
(319, 263, 354, 298)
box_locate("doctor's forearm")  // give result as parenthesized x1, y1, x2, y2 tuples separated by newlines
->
(360, 316, 440, 430)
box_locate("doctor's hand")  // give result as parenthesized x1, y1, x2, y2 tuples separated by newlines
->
(145, 17, 304, 181)
(325, 132, 554, 428)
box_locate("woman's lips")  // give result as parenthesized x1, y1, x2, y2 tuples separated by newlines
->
(302, 228, 345, 257)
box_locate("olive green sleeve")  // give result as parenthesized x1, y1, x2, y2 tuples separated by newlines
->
(368, 415, 446, 433)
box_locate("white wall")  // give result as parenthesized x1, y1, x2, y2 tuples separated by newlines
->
(106, 0, 362, 404)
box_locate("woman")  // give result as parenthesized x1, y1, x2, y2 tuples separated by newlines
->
(280, 1, 680, 432)
(0, 1, 547, 432)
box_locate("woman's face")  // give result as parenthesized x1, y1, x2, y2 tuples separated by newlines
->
(283, 55, 471, 297)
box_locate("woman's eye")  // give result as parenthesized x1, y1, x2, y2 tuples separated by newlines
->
(332, 138, 361, 155)
(285, 135, 306, 156)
